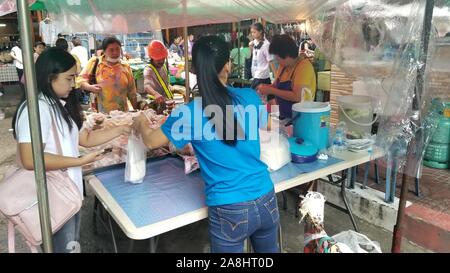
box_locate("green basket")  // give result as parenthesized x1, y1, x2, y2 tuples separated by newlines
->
(431, 116, 450, 144)
(423, 159, 449, 169)
(424, 142, 449, 162)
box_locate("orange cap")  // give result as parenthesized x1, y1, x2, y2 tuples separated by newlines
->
(147, 40, 168, 61)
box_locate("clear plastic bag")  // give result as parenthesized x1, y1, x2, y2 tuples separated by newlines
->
(332, 230, 382, 253)
(260, 130, 291, 171)
(124, 132, 147, 184)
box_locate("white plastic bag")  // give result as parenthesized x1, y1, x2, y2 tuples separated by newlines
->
(124, 132, 147, 184)
(332, 230, 382, 253)
(260, 130, 291, 171)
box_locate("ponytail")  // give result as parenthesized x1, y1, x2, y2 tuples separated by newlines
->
(192, 36, 242, 146)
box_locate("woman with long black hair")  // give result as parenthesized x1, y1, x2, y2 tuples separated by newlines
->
(133, 36, 280, 253)
(12, 47, 131, 252)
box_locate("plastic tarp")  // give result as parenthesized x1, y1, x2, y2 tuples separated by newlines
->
(307, 0, 450, 176)
(0, 0, 346, 33)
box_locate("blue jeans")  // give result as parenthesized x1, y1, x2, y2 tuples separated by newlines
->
(208, 189, 280, 253)
(52, 212, 81, 253)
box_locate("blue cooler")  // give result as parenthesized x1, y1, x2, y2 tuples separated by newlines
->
(292, 102, 331, 150)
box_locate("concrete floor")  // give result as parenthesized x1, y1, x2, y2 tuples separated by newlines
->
(0, 84, 431, 253)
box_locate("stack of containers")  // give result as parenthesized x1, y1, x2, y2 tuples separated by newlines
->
(424, 101, 450, 169)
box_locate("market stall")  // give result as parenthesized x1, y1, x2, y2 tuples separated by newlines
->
(2, 0, 448, 253)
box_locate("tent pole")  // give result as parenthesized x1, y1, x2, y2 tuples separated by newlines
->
(183, 27, 190, 101)
(17, 0, 54, 252)
(183, 0, 190, 101)
(391, 0, 434, 253)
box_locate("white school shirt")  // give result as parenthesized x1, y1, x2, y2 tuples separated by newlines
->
(71, 46, 89, 69)
(16, 97, 83, 197)
(251, 38, 273, 79)
(11, 46, 23, 70)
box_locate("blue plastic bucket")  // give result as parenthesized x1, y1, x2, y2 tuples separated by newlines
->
(292, 102, 331, 149)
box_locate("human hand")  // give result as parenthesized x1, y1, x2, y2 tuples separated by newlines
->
(257, 84, 273, 95)
(118, 124, 132, 135)
(90, 84, 102, 93)
(154, 93, 165, 104)
(132, 113, 147, 135)
(80, 150, 105, 165)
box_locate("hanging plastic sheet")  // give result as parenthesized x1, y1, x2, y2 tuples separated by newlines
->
(308, 0, 449, 176)
(0, 0, 347, 34)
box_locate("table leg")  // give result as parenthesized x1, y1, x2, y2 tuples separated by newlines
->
(149, 236, 159, 253)
(374, 160, 380, 184)
(93, 196, 99, 235)
(281, 192, 287, 210)
(350, 167, 357, 189)
(341, 169, 359, 232)
(385, 156, 393, 203)
(107, 214, 119, 253)
(278, 223, 283, 253)
(390, 159, 398, 203)
(128, 239, 134, 253)
(362, 162, 370, 189)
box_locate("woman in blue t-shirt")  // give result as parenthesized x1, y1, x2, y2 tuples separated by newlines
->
(133, 36, 280, 253)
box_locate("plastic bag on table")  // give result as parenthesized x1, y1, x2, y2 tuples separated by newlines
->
(331, 230, 382, 253)
(124, 132, 147, 184)
(259, 130, 291, 171)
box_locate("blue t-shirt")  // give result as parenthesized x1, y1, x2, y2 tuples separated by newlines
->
(161, 87, 273, 206)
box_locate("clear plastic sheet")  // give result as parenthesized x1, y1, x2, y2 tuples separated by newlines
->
(308, 0, 449, 176)
(0, 0, 347, 33)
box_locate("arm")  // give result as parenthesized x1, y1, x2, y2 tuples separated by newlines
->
(143, 67, 164, 102)
(257, 84, 301, 102)
(19, 143, 102, 171)
(134, 113, 169, 149)
(79, 124, 131, 148)
(78, 57, 102, 93)
(269, 61, 276, 77)
(10, 50, 22, 63)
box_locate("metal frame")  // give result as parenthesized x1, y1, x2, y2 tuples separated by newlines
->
(16, 0, 53, 252)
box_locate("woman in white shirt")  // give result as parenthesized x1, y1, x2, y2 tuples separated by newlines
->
(249, 23, 276, 92)
(9, 41, 23, 81)
(12, 47, 131, 253)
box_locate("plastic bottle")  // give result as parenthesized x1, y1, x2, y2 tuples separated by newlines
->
(330, 121, 347, 154)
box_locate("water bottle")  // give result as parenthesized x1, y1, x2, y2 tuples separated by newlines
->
(330, 122, 347, 154)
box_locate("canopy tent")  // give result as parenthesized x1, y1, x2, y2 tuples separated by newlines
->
(1, 0, 448, 253)
(1, 0, 347, 32)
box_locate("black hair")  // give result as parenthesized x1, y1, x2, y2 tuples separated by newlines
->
(55, 38, 69, 51)
(12, 47, 80, 139)
(101, 36, 121, 51)
(251, 22, 265, 38)
(269, 34, 299, 59)
(62, 89, 83, 129)
(192, 35, 242, 146)
(240, 36, 250, 48)
(71, 37, 81, 47)
(34, 41, 46, 48)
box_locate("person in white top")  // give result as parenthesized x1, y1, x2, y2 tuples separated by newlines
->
(12, 47, 131, 253)
(249, 23, 276, 93)
(9, 41, 23, 81)
(70, 37, 89, 69)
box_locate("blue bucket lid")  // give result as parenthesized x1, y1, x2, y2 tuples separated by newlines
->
(292, 101, 331, 113)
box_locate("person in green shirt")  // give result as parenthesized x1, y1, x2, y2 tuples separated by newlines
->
(230, 36, 251, 78)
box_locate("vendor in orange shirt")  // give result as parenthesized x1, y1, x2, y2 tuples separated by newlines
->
(78, 37, 137, 113)
(143, 40, 174, 103)
(257, 34, 316, 119)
